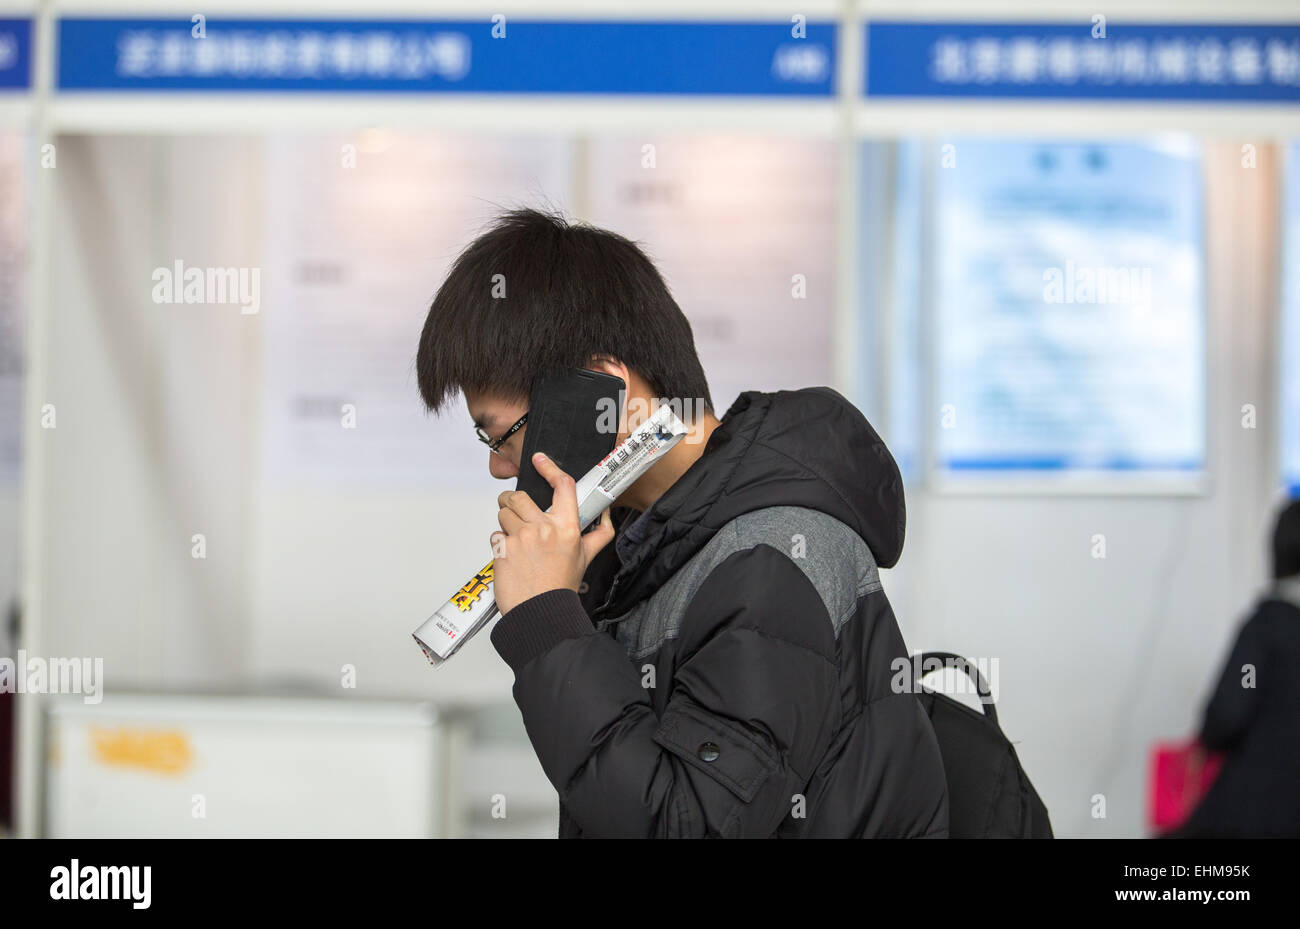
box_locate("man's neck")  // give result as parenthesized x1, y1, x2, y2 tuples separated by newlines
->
(619, 412, 723, 513)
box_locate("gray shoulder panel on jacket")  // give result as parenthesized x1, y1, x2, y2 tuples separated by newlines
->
(609, 506, 881, 661)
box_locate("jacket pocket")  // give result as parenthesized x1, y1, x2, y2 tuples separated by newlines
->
(653, 701, 780, 803)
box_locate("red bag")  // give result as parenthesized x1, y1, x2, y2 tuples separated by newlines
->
(1148, 739, 1224, 833)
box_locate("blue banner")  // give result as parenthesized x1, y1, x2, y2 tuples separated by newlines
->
(0, 18, 31, 90)
(57, 18, 835, 95)
(866, 21, 1300, 101)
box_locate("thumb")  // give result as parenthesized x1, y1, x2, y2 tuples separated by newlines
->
(580, 508, 616, 565)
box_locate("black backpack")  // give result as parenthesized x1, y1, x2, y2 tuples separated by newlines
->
(913, 652, 1053, 838)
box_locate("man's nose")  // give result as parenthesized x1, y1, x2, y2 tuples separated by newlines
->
(489, 451, 519, 481)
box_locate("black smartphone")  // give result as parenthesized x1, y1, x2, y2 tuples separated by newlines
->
(515, 368, 626, 511)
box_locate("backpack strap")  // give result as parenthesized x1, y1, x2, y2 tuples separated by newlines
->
(914, 651, 999, 727)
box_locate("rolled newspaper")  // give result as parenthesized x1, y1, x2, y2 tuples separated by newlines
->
(413, 403, 689, 666)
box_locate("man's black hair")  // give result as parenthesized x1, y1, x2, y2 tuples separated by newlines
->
(416, 207, 712, 419)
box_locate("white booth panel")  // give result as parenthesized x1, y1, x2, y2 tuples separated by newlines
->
(45, 694, 442, 838)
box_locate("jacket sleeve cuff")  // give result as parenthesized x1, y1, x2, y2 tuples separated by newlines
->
(490, 588, 595, 671)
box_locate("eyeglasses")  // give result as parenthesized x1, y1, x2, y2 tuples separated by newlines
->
(475, 412, 528, 457)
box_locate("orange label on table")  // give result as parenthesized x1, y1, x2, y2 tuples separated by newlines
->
(90, 727, 194, 776)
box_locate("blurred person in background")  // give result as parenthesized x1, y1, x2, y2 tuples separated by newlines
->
(415, 208, 948, 838)
(1178, 500, 1300, 838)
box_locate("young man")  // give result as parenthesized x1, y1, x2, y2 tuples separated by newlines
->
(417, 207, 949, 838)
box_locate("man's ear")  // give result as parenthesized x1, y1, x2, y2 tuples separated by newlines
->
(587, 356, 632, 444)
(587, 355, 630, 387)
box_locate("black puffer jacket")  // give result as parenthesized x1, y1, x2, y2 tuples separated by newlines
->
(490, 387, 950, 838)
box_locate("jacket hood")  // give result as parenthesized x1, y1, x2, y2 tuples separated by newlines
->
(594, 387, 906, 619)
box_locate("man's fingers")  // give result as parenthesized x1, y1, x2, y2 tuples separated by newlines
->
(497, 506, 524, 536)
(580, 508, 616, 564)
(497, 488, 544, 521)
(531, 452, 579, 522)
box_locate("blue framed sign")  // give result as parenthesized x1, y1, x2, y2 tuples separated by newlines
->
(57, 18, 835, 96)
(866, 21, 1300, 102)
(929, 139, 1206, 476)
